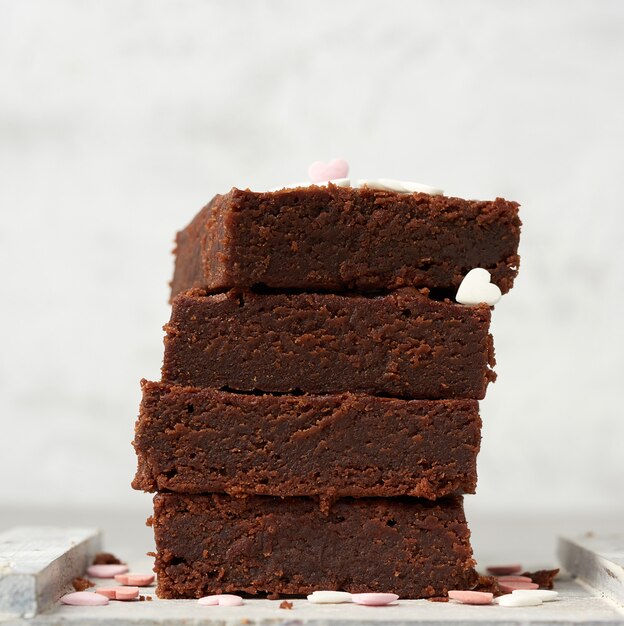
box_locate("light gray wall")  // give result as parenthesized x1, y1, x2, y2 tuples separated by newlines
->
(1, 0, 623, 517)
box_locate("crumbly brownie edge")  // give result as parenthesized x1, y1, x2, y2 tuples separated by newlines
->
(150, 493, 478, 599)
(132, 381, 481, 498)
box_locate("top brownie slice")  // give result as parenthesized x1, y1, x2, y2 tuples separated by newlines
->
(171, 184, 521, 297)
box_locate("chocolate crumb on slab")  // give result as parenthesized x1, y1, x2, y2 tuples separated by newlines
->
(522, 568, 559, 589)
(72, 577, 95, 591)
(427, 596, 449, 602)
(146, 595, 153, 601)
(472, 575, 504, 596)
(279, 600, 294, 609)
(92, 552, 124, 565)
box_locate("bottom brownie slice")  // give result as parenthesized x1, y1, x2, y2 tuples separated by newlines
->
(151, 493, 477, 598)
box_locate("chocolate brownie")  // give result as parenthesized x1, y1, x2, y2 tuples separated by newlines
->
(151, 493, 477, 598)
(133, 381, 482, 498)
(171, 185, 521, 297)
(162, 287, 495, 399)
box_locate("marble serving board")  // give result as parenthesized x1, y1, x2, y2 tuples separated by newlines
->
(1, 527, 623, 626)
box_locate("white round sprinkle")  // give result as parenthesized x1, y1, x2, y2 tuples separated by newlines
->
(357, 178, 403, 192)
(399, 180, 444, 195)
(456, 268, 502, 306)
(307, 590, 353, 604)
(497, 593, 543, 607)
(512, 589, 559, 602)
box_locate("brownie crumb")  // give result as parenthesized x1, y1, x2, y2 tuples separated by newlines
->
(521, 568, 559, 589)
(92, 552, 124, 565)
(267, 592, 280, 600)
(473, 574, 504, 596)
(279, 600, 293, 609)
(146, 595, 153, 601)
(240, 620, 250, 625)
(319, 495, 337, 516)
(427, 596, 449, 602)
(139, 595, 146, 601)
(72, 577, 95, 591)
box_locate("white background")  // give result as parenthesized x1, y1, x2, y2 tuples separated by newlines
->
(1, 0, 623, 526)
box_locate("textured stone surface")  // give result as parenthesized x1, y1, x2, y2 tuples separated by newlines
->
(0, 526, 101, 618)
(3, 579, 623, 625)
(558, 533, 624, 606)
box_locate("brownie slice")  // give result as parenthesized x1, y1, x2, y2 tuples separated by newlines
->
(171, 185, 521, 297)
(151, 493, 477, 598)
(162, 288, 495, 399)
(133, 381, 482, 499)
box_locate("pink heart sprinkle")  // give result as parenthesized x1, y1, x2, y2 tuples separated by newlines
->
(352, 592, 399, 606)
(115, 586, 140, 601)
(486, 564, 522, 576)
(60, 591, 109, 606)
(86, 564, 129, 578)
(448, 590, 493, 605)
(115, 573, 155, 586)
(308, 159, 349, 183)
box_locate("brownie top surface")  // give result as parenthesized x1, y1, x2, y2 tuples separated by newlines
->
(220, 184, 520, 221)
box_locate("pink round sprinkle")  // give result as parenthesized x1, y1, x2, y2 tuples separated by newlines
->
(499, 581, 539, 593)
(86, 564, 129, 578)
(497, 575, 533, 583)
(114, 573, 155, 586)
(95, 588, 118, 599)
(448, 590, 493, 605)
(115, 586, 139, 601)
(198, 595, 220, 606)
(486, 564, 522, 576)
(352, 593, 399, 606)
(217, 594, 244, 606)
(96, 586, 139, 600)
(60, 591, 109, 606)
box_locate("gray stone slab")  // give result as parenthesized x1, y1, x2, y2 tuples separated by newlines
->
(558, 533, 624, 606)
(2, 577, 624, 625)
(0, 527, 101, 619)
(1, 526, 623, 625)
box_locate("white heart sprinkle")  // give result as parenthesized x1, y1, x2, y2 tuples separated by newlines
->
(357, 178, 402, 191)
(307, 590, 353, 604)
(356, 178, 443, 195)
(512, 589, 559, 602)
(456, 268, 502, 306)
(399, 180, 444, 195)
(268, 178, 351, 192)
(267, 181, 312, 192)
(327, 177, 351, 187)
(496, 593, 543, 607)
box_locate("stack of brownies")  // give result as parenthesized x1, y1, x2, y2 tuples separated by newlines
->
(133, 181, 521, 598)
